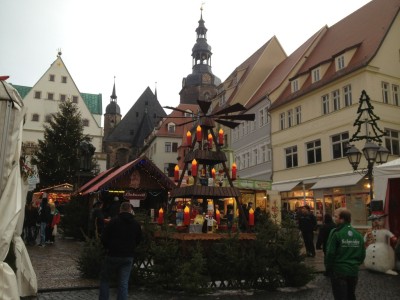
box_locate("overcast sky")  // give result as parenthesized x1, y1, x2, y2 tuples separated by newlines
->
(1, 0, 371, 120)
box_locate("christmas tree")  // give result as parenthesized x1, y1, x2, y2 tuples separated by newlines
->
(32, 101, 92, 188)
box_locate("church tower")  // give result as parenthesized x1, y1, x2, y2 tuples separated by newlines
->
(179, 7, 221, 104)
(103, 78, 122, 140)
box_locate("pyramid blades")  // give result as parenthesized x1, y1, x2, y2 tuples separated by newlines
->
(163, 106, 194, 115)
(197, 100, 212, 115)
(215, 119, 240, 129)
(217, 114, 255, 121)
(213, 103, 246, 116)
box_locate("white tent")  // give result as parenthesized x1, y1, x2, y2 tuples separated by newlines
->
(374, 158, 400, 235)
(0, 78, 37, 298)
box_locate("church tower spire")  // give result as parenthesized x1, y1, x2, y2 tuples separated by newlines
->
(179, 6, 221, 105)
(103, 77, 122, 141)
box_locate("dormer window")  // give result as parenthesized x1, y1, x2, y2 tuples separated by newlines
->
(337, 55, 345, 70)
(184, 110, 193, 117)
(292, 79, 299, 93)
(312, 68, 320, 83)
(168, 123, 176, 133)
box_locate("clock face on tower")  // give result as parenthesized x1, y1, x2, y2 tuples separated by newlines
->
(202, 73, 212, 84)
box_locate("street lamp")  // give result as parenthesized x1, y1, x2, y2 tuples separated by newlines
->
(346, 90, 389, 201)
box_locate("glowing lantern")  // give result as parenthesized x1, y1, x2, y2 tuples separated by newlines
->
(208, 133, 213, 149)
(248, 208, 254, 226)
(174, 165, 179, 181)
(218, 128, 224, 145)
(191, 159, 198, 176)
(186, 131, 192, 146)
(184, 206, 190, 225)
(196, 125, 202, 142)
(158, 208, 164, 225)
(231, 162, 237, 180)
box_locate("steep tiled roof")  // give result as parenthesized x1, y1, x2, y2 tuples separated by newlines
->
(213, 38, 273, 113)
(270, 0, 400, 110)
(246, 28, 326, 109)
(105, 87, 167, 146)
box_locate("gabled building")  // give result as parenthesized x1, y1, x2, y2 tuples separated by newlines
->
(268, 0, 400, 226)
(212, 37, 287, 179)
(103, 85, 166, 168)
(13, 51, 106, 171)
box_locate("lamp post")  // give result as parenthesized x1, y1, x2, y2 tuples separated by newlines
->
(346, 90, 390, 201)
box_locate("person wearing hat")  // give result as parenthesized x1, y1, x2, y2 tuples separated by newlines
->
(364, 212, 398, 275)
(298, 205, 317, 257)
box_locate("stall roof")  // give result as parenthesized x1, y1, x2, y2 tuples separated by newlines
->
(40, 183, 73, 193)
(77, 156, 176, 195)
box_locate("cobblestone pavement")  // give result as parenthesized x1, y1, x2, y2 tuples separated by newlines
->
(25, 235, 400, 299)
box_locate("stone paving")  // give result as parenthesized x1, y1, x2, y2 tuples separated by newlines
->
(24, 235, 400, 299)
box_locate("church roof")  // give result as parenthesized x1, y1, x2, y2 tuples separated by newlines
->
(104, 87, 166, 146)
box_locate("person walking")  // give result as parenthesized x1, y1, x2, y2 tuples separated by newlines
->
(298, 205, 317, 257)
(325, 207, 366, 300)
(38, 196, 51, 247)
(46, 202, 61, 244)
(99, 201, 142, 300)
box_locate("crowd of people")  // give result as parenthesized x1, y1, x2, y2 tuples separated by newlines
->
(23, 193, 61, 247)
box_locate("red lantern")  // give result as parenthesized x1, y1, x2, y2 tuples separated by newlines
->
(218, 128, 224, 145)
(191, 159, 198, 176)
(184, 206, 190, 225)
(231, 162, 237, 180)
(158, 208, 164, 225)
(211, 168, 216, 179)
(174, 165, 179, 181)
(186, 131, 192, 146)
(208, 133, 213, 149)
(196, 125, 202, 142)
(248, 208, 254, 226)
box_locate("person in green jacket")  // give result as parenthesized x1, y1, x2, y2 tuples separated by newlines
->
(325, 207, 365, 300)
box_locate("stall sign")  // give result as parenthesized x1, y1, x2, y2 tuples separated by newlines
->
(123, 191, 147, 201)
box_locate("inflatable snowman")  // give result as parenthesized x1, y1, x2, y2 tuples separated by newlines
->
(364, 213, 398, 275)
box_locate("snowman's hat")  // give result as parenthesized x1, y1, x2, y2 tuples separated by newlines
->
(368, 211, 388, 221)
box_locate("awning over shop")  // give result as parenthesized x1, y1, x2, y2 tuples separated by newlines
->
(311, 173, 364, 190)
(272, 181, 301, 192)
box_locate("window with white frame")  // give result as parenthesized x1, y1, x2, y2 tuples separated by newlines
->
(260, 145, 266, 163)
(295, 106, 301, 125)
(312, 68, 320, 82)
(343, 85, 352, 106)
(331, 132, 349, 159)
(322, 94, 330, 115)
(337, 55, 345, 70)
(184, 110, 193, 117)
(245, 152, 250, 168)
(236, 156, 241, 170)
(392, 84, 399, 106)
(252, 148, 258, 166)
(172, 142, 178, 152)
(279, 112, 285, 130)
(287, 109, 293, 127)
(259, 107, 268, 127)
(168, 123, 176, 133)
(285, 146, 298, 168)
(244, 121, 248, 135)
(165, 142, 172, 152)
(292, 79, 299, 93)
(250, 119, 255, 132)
(385, 129, 399, 155)
(382, 82, 390, 104)
(306, 140, 322, 164)
(332, 89, 341, 111)
(241, 154, 245, 169)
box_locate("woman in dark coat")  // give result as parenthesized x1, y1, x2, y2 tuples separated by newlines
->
(316, 213, 336, 253)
